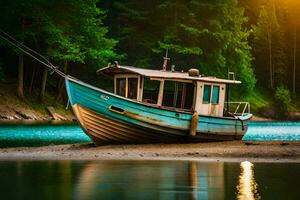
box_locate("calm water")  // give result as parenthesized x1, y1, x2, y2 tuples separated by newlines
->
(0, 160, 299, 200)
(0, 124, 299, 199)
(0, 124, 90, 147)
(0, 122, 300, 147)
(244, 122, 300, 141)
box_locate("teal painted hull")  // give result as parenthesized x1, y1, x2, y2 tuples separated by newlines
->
(65, 76, 251, 144)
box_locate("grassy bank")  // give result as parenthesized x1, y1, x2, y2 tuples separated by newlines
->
(0, 81, 74, 121)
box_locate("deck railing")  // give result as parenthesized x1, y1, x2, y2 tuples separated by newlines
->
(224, 102, 251, 116)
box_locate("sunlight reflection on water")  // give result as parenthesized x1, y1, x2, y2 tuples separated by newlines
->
(237, 161, 260, 200)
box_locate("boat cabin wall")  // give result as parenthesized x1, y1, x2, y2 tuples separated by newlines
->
(114, 74, 143, 101)
(195, 81, 226, 117)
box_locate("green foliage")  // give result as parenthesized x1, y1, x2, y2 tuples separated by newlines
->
(156, 0, 255, 94)
(104, 0, 256, 94)
(43, 0, 118, 67)
(105, 0, 159, 67)
(274, 85, 292, 114)
(244, 89, 269, 113)
(0, 0, 118, 70)
(253, 2, 289, 89)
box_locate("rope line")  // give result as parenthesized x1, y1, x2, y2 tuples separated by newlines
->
(0, 29, 66, 78)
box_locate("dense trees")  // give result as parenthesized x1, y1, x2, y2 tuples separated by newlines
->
(0, 0, 117, 102)
(0, 0, 299, 113)
(157, 0, 255, 94)
(103, 0, 255, 94)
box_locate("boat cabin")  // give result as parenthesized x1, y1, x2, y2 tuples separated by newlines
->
(97, 63, 241, 117)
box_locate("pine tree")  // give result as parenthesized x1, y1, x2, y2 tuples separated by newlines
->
(157, 0, 255, 94)
(253, 0, 289, 90)
(103, 0, 163, 67)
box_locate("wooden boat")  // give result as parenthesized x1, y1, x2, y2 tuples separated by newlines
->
(0, 31, 251, 145)
(65, 61, 252, 145)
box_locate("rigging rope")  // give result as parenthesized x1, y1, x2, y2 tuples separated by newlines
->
(0, 29, 66, 78)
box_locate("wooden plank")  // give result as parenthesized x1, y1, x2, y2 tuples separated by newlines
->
(47, 106, 67, 120)
(181, 83, 186, 109)
(157, 80, 165, 106)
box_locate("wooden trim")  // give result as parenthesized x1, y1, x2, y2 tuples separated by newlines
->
(115, 74, 140, 79)
(194, 82, 203, 113)
(181, 83, 186, 109)
(150, 77, 193, 83)
(138, 76, 144, 102)
(157, 80, 165, 106)
(125, 77, 128, 98)
(192, 81, 197, 111)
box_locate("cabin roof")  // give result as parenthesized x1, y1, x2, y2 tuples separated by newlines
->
(97, 65, 241, 84)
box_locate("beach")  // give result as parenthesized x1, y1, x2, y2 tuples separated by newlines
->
(0, 141, 299, 162)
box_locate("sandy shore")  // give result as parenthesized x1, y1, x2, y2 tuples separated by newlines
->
(0, 141, 299, 162)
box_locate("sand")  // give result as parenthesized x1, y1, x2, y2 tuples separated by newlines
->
(0, 141, 299, 162)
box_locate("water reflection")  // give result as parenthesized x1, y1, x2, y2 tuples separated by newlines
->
(188, 162, 198, 200)
(0, 160, 299, 199)
(74, 161, 225, 200)
(237, 161, 260, 200)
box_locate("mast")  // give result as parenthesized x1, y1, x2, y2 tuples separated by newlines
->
(162, 49, 170, 71)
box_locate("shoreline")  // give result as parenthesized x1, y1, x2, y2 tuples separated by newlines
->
(0, 141, 299, 163)
(0, 119, 77, 125)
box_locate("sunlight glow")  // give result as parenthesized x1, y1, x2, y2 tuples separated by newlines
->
(237, 161, 260, 200)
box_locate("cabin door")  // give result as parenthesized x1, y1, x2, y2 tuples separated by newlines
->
(200, 84, 212, 115)
(195, 82, 225, 117)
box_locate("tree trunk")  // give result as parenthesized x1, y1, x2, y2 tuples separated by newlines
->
(267, 30, 273, 89)
(17, 54, 24, 99)
(39, 66, 48, 102)
(29, 66, 36, 94)
(56, 61, 68, 101)
(293, 29, 297, 94)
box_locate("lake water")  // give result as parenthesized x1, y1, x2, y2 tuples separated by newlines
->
(244, 122, 300, 141)
(0, 160, 299, 200)
(0, 122, 300, 147)
(0, 123, 299, 199)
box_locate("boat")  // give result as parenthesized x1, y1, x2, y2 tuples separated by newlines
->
(0, 31, 252, 145)
(65, 59, 252, 145)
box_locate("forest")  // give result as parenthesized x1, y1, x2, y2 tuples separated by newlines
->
(0, 0, 299, 118)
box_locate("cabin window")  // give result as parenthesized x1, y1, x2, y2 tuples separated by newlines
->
(211, 85, 220, 104)
(161, 81, 194, 110)
(116, 78, 126, 97)
(128, 78, 138, 99)
(115, 75, 140, 100)
(203, 85, 211, 104)
(163, 81, 182, 108)
(142, 78, 159, 104)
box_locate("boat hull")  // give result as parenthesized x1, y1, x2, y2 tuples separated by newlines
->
(65, 76, 251, 145)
